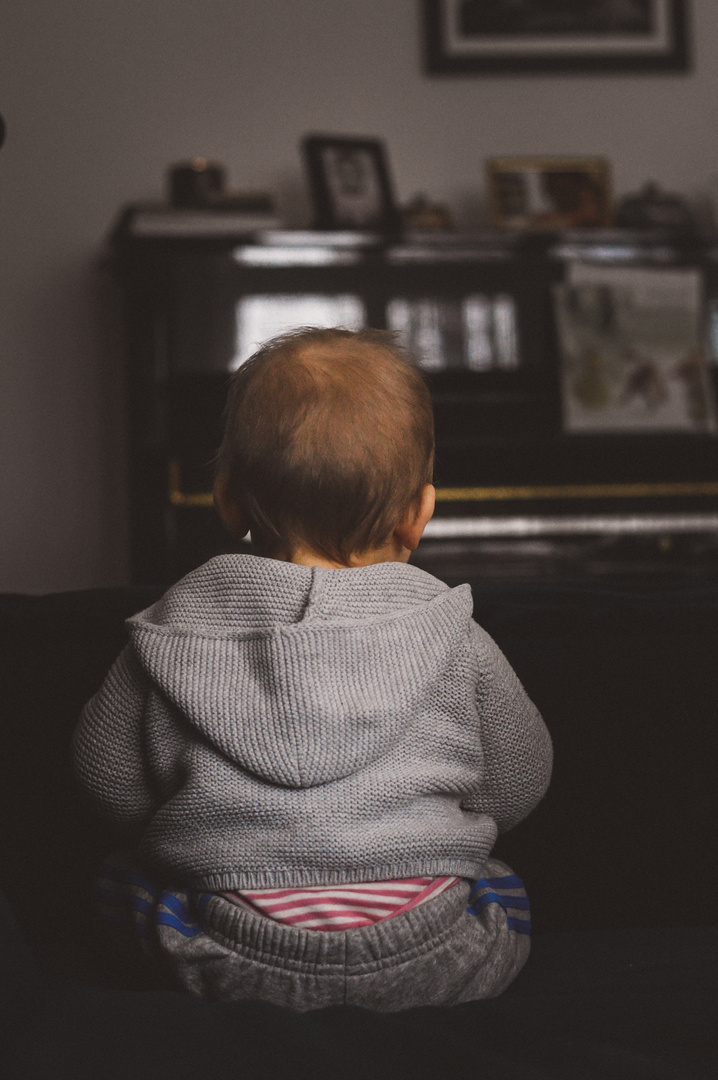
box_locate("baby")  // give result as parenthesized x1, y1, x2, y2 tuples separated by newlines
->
(73, 327, 552, 1011)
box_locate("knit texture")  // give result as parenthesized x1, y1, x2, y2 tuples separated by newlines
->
(73, 555, 552, 891)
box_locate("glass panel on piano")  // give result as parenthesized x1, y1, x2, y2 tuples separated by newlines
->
(232, 294, 366, 370)
(386, 295, 520, 372)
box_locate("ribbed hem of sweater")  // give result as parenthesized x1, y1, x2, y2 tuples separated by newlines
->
(160, 855, 496, 893)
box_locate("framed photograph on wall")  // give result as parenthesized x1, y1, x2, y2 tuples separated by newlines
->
(302, 135, 399, 231)
(423, 1, 690, 75)
(488, 157, 613, 230)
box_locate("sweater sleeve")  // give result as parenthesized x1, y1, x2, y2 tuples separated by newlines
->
(72, 645, 158, 831)
(461, 622, 553, 832)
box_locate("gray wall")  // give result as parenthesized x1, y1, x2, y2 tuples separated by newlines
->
(1, 1, 716, 592)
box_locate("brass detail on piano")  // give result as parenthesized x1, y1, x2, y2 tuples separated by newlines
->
(168, 460, 214, 508)
(169, 460, 718, 510)
(435, 483, 718, 502)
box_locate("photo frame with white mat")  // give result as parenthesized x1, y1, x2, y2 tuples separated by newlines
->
(302, 135, 399, 231)
(423, 1, 690, 75)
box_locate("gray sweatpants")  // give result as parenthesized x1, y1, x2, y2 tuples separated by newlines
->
(104, 857, 531, 1011)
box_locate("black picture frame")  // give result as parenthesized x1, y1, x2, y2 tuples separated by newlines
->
(302, 135, 399, 232)
(423, 0, 690, 75)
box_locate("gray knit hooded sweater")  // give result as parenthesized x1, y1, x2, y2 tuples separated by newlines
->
(73, 555, 552, 891)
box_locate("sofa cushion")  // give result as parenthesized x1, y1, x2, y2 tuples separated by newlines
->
(2, 883, 716, 1080)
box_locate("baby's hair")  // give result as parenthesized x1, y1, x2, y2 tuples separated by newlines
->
(216, 327, 434, 563)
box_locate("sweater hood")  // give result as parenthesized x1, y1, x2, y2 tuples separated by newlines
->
(127, 555, 473, 789)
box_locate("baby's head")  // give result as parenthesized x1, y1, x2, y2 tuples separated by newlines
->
(214, 327, 435, 566)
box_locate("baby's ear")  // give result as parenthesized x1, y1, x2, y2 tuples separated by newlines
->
(213, 475, 250, 541)
(394, 485, 435, 553)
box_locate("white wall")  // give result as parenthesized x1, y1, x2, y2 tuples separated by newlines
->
(1, 1, 717, 591)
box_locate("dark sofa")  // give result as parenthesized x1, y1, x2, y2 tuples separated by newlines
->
(1, 578, 717, 1079)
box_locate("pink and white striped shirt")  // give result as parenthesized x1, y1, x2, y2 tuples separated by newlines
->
(222, 877, 460, 931)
